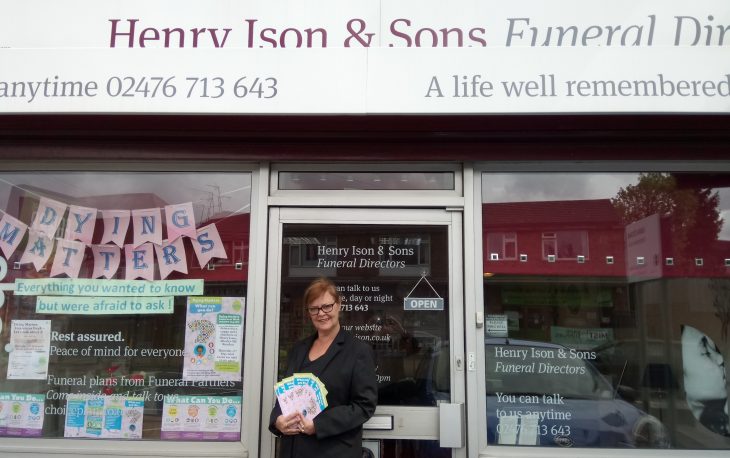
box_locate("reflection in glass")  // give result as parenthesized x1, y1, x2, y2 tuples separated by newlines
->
(378, 439, 450, 458)
(482, 172, 730, 450)
(279, 172, 455, 191)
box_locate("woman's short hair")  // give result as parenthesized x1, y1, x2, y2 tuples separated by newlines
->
(303, 277, 341, 307)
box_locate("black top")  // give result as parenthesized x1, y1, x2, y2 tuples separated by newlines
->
(300, 351, 329, 373)
(269, 328, 378, 458)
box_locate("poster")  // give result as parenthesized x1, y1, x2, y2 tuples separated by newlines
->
(486, 314, 509, 338)
(183, 297, 245, 382)
(160, 395, 241, 441)
(63, 394, 144, 439)
(0, 393, 45, 437)
(7, 320, 51, 380)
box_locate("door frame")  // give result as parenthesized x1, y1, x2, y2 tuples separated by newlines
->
(260, 206, 466, 458)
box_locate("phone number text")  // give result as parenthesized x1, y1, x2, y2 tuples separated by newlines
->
(106, 76, 277, 99)
(5, 75, 279, 103)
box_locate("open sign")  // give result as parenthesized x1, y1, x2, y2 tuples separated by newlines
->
(403, 297, 444, 311)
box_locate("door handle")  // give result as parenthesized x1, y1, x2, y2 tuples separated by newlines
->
(439, 403, 465, 448)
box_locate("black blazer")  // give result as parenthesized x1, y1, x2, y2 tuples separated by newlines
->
(269, 328, 378, 458)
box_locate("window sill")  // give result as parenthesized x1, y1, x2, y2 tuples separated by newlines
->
(0, 438, 247, 457)
(480, 446, 729, 458)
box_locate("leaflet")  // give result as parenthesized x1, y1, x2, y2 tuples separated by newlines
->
(0, 393, 45, 437)
(7, 320, 51, 380)
(161, 395, 241, 441)
(275, 373, 328, 420)
(64, 395, 144, 439)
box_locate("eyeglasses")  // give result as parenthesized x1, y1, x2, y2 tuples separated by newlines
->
(307, 302, 335, 316)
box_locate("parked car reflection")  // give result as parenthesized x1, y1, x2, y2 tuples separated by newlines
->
(486, 338, 671, 448)
(592, 338, 683, 399)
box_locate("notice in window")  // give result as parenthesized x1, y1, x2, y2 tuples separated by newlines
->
(7, 320, 51, 380)
(63, 394, 144, 439)
(182, 297, 244, 382)
(0, 393, 45, 437)
(160, 394, 242, 441)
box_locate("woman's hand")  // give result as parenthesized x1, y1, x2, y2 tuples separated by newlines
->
(298, 413, 316, 436)
(274, 412, 302, 436)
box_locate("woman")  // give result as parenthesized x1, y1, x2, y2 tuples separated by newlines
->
(270, 277, 378, 457)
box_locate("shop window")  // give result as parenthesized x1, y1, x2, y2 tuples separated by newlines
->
(232, 241, 248, 266)
(0, 171, 251, 441)
(541, 231, 589, 260)
(482, 171, 730, 450)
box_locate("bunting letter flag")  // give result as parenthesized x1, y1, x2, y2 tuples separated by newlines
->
(31, 197, 67, 237)
(125, 243, 155, 280)
(132, 208, 163, 247)
(19, 230, 55, 271)
(154, 237, 188, 279)
(65, 205, 97, 244)
(2, 192, 230, 280)
(91, 244, 121, 279)
(165, 202, 197, 241)
(190, 224, 227, 268)
(0, 213, 28, 258)
(50, 239, 86, 278)
(100, 210, 131, 247)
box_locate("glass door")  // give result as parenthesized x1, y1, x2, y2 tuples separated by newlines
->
(261, 207, 466, 458)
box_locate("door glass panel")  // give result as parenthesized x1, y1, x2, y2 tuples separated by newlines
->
(278, 223, 450, 407)
(482, 172, 730, 450)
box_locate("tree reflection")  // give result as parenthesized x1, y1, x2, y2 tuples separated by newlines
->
(611, 172, 722, 262)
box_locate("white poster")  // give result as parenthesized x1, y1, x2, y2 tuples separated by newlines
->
(7, 320, 51, 380)
(182, 297, 244, 382)
(486, 314, 509, 338)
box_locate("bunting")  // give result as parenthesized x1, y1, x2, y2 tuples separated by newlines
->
(100, 210, 131, 247)
(65, 205, 97, 244)
(132, 208, 163, 247)
(50, 239, 86, 278)
(154, 237, 188, 280)
(19, 230, 54, 271)
(0, 199, 230, 281)
(0, 213, 27, 258)
(125, 243, 155, 281)
(190, 224, 228, 268)
(165, 202, 197, 241)
(31, 197, 67, 237)
(91, 244, 121, 280)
